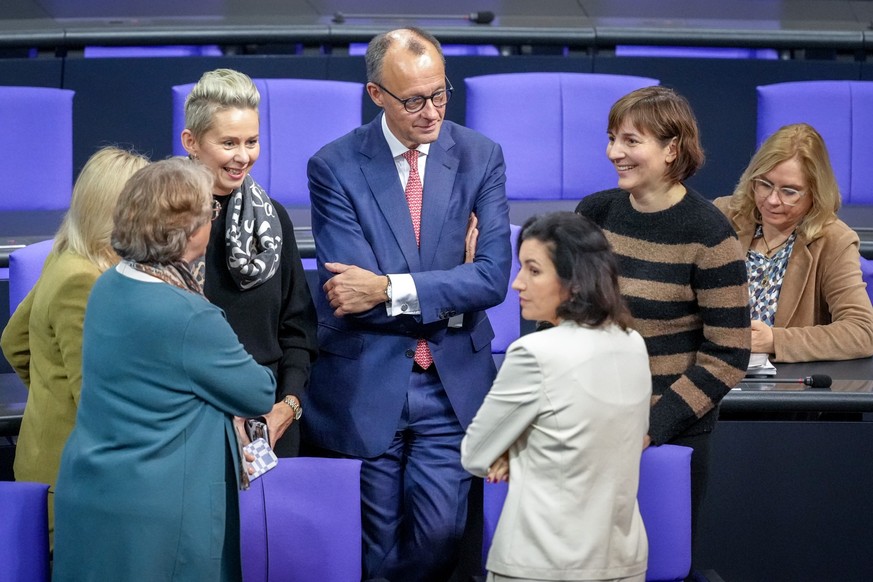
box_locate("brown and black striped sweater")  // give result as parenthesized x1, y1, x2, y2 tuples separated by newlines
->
(577, 188, 751, 445)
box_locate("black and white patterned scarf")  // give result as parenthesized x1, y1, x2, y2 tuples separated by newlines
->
(225, 174, 282, 290)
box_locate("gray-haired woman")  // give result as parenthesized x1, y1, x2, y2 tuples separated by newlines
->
(53, 158, 275, 581)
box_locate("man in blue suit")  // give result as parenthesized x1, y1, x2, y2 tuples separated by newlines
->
(304, 27, 511, 582)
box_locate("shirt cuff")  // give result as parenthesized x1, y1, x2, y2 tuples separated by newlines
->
(385, 273, 420, 316)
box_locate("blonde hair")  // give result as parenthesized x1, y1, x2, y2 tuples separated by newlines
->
(111, 158, 213, 264)
(54, 146, 150, 272)
(184, 68, 260, 138)
(608, 86, 705, 183)
(729, 123, 840, 241)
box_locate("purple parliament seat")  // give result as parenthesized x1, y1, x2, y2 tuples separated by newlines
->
(349, 43, 499, 56)
(758, 81, 873, 205)
(84, 45, 223, 58)
(0, 86, 73, 211)
(465, 72, 658, 201)
(239, 457, 362, 582)
(0, 481, 50, 582)
(482, 444, 692, 582)
(860, 256, 873, 306)
(616, 46, 777, 59)
(173, 78, 363, 207)
(8, 238, 53, 312)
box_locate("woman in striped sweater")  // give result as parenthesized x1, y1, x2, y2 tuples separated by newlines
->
(575, 86, 751, 561)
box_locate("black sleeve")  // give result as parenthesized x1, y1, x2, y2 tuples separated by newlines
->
(275, 205, 318, 401)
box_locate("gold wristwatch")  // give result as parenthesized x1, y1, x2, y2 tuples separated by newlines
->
(282, 395, 303, 420)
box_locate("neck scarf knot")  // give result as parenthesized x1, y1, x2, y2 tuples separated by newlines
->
(225, 174, 282, 290)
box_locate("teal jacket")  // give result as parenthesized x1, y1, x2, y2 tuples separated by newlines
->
(53, 267, 275, 581)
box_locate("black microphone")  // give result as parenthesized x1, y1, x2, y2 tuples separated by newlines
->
(742, 374, 832, 388)
(333, 11, 495, 25)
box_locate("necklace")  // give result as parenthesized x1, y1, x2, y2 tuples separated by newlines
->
(760, 235, 789, 257)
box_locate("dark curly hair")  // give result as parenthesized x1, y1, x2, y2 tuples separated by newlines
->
(519, 212, 633, 331)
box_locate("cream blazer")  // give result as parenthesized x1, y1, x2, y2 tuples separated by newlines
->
(462, 321, 652, 581)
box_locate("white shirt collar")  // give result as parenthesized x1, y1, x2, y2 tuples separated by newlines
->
(381, 113, 431, 159)
(116, 260, 161, 282)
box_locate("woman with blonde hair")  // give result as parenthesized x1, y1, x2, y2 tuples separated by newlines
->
(715, 122, 873, 361)
(181, 68, 317, 456)
(1, 146, 149, 541)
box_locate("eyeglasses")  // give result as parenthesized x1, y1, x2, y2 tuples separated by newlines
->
(375, 78, 454, 113)
(211, 199, 221, 221)
(751, 177, 806, 207)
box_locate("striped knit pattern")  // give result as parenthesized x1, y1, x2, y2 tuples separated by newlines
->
(577, 188, 751, 445)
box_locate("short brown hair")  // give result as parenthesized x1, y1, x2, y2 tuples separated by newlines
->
(608, 86, 705, 183)
(728, 122, 839, 241)
(112, 158, 213, 264)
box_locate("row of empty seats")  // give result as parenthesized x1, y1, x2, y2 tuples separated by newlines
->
(81, 45, 779, 59)
(2, 446, 692, 582)
(6, 77, 873, 212)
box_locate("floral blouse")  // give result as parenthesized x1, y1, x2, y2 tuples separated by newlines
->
(746, 224, 797, 326)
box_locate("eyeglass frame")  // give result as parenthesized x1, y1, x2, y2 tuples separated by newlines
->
(751, 177, 807, 207)
(374, 78, 454, 113)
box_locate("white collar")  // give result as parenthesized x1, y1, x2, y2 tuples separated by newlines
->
(381, 112, 431, 159)
(116, 260, 161, 283)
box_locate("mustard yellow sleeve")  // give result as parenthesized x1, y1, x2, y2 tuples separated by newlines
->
(1, 289, 34, 387)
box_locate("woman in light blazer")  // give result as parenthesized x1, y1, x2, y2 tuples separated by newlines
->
(462, 212, 652, 582)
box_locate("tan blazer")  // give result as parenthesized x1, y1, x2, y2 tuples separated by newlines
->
(714, 197, 873, 362)
(462, 321, 651, 581)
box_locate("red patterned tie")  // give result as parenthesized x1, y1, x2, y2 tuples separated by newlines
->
(402, 149, 433, 370)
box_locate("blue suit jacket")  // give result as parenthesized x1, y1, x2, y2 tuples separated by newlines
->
(305, 115, 511, 458)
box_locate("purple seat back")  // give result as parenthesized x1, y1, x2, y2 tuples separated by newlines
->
(8, 238, 53, 312)
(173, 78, 363, 206)
(617, 46, 778, 59)
(0, 87, 73, 211)
(486, 224, 521, 354)
(84, 45, 223, 58)
(349, 43, 499, 56)
(860, 256, 873, 306)
(239, 457, 362, 582)
(482, 444, 692, 581)
(637, 444, 692, 581)
(466, 73, 658, 200)
(757, 81, 873, 205)
(0, 481, 50, 582)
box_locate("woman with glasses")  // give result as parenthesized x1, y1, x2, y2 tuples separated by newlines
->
(181, 68, 317, 456)
(715, 122, 873, 361)
(52, 159, 275, 581)
(575, 86, 750, 568)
